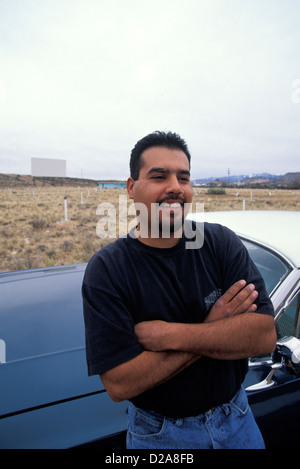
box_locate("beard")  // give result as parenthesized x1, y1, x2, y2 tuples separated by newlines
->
(157, 210, 185, 238)
(133, 200, 188, 239)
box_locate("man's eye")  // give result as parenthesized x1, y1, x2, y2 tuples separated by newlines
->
(179, 177, 190, 182)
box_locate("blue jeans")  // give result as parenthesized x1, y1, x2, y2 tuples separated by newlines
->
(126, 387, 265, 449)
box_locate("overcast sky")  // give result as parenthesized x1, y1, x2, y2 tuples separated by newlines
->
(0, 0, 299, 180)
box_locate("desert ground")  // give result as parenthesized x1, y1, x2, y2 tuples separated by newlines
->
(0, 185, 299, 272)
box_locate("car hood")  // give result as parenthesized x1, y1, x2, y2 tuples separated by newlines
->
(0, 264, 105, 417)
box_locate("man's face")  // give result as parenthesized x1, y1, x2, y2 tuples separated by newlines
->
(127, 146, 193, 240)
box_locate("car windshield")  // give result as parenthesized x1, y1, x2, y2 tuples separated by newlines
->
(242, 239, 292, 296)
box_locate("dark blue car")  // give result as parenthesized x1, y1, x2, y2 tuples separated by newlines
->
(1, 211, 299, 448)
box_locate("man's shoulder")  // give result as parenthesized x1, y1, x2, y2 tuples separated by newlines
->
(85, 236, 129, 275)
(204, 220, 235, 238)
(99, 235, 128, 255)
(187, 220, 242, 255)
(187, 219, 237, 242)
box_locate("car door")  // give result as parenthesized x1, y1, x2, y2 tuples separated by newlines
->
(245, 284, 300, 449)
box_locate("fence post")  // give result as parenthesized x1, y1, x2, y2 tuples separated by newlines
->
(64, 197, 68, 221)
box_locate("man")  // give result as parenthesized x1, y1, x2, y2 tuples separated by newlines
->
(82, 131, 276, 449)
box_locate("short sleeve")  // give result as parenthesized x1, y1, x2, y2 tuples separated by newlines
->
(82, 253, 143, 376)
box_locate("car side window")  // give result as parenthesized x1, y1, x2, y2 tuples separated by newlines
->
(276, 291, 300, 339)
(242, 239, 292, 296)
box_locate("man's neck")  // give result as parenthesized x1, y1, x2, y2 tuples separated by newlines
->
(133, 228, 183, 249)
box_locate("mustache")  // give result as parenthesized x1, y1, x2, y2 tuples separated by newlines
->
(157, 194, 185, 205)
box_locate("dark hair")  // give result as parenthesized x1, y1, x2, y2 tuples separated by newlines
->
(130, 131, 191, 180)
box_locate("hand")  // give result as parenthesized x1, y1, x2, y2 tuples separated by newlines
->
(135, 320, 169, 352)
(204, 279, 258, 323)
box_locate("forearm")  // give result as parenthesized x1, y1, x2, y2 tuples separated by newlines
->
(163, 313, 276, 359)
(101, 349, 199, 402)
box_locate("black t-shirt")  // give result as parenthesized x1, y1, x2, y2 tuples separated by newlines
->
(82, 221, 274, 418)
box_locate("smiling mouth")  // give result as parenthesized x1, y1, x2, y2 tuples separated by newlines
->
(159, 202, 182, 208)
(158, 196, 185, 208)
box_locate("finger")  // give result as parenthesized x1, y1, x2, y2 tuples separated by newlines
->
(229, 286, 258, 315)
(218, 279, 247, 305)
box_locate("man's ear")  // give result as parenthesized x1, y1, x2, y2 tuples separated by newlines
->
(126, 177, 135, 199)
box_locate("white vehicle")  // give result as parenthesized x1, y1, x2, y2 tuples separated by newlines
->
(189, 210, 300, 324)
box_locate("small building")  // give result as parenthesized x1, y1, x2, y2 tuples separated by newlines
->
(98, 180, 126, 189)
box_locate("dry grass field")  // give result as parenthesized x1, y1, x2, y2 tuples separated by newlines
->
(0, 185, 299, 272)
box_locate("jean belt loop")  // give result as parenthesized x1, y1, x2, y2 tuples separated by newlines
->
(223, 403, 231, 415)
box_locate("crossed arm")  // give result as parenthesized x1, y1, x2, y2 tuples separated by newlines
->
(101, 280, 277, 402)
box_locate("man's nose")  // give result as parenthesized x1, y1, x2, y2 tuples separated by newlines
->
(165, 175, 182, 194)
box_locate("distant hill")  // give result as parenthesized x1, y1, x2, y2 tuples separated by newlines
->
(192, 172, 300, 188)
(276, 172, 300, 187)
(1, 171, 299, 189)
(0, 173, 99, 188)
